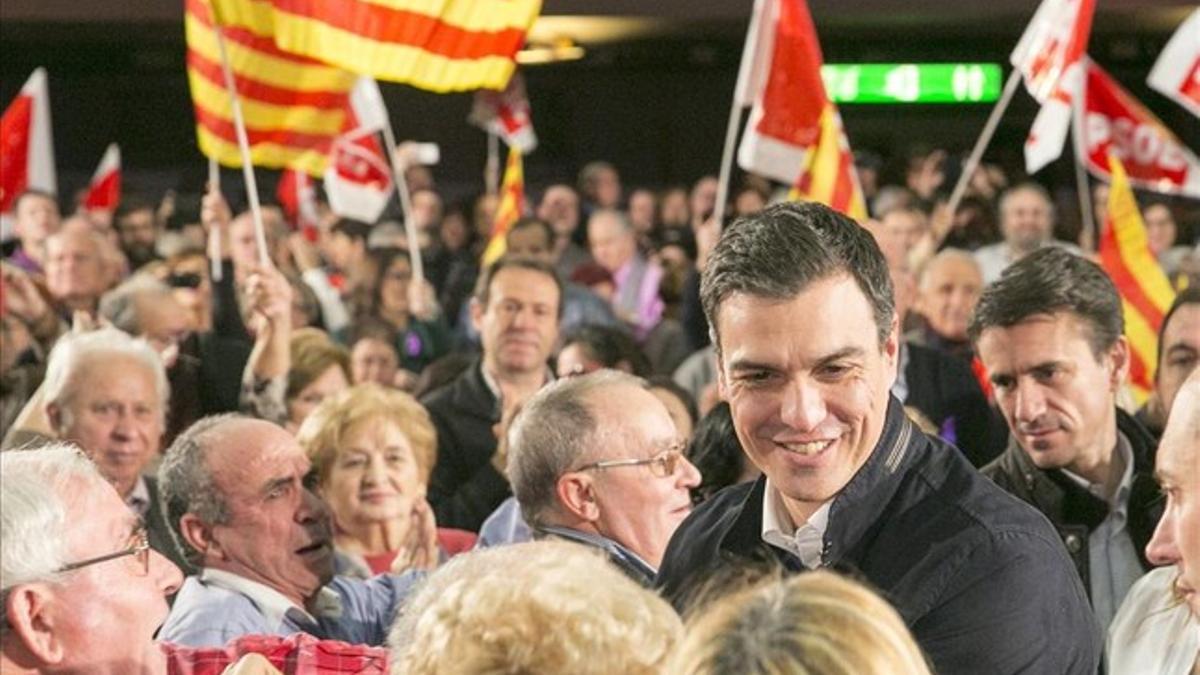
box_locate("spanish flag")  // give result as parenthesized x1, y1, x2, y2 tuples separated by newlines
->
(481, 147, 524, 266)
(186, 0, 356, 175)
(209, 0, 542, 93)
(1097, 154, 1176, 403)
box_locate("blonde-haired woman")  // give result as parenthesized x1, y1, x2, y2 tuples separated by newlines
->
(389, 541, 681, 675)
(671, 570, 931, 675)
(297, 383, 475, 577)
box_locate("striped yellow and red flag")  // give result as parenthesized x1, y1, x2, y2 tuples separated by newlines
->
(186, 0, 357, 175)
(481, 146, 525, 266)
(788, 103, 868, 221)
(1097, 153, 1176, 403)
(209, 0, 542, 93)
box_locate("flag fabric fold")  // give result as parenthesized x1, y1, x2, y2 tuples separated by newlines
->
(209, 0, 542, 93)
(1010, 0, 1096, 174)
(276, 167, 320, 239)
(1, 68, 57, 219)
(734, 0, 866, 221)
(1096, 154, 1176, 404)
(1147, 9, 1200, 119)
(481, 146, 524, 266)
(468, 70, 537, 153)
(1074, 61, 1200, 199)
(186, 0, 357, 175)
(83, 143, 122, 212)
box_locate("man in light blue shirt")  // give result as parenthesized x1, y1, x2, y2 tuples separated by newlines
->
(157, 414, 421, 647)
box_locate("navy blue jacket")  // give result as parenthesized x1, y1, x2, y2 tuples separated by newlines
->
(656, 398, 1100, 675)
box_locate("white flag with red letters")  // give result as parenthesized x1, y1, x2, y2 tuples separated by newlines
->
(323, 78, 392, 223)
(468, 71, 537, 153)
(1147, 9, 1200, 119)
(1010, 0, 1095, 174)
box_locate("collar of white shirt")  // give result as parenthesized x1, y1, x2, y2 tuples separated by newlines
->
(760, 479, 831, 569)
(1062, 432, 1134, 515)
(200, 567, 342, 629)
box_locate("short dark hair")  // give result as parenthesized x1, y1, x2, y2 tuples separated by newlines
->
(559, 324, 650, 376)
(700, 201, 894, 349)
(508, 217, 554, 248)
(331, 218, 372, 242)
(968, 247, 1122, 358)
(472, 256, 563, 317)
(1157, 287, 1200, 370)
(115, 194, 155, 221)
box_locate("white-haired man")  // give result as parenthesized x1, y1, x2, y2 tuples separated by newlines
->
(0, 443, 389, 673)
(3, 327, 188, 572)
(507, 370, 700, 585)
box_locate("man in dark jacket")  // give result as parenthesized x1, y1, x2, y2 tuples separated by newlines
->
(656, 202, 1098, 674)
(421, 257, 561, 531)
(970, 247, 1162, 630)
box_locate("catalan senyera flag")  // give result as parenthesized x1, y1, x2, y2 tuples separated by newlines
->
(1097, 154, 1176, 403)
(209, 0, 542, 93)
(481, 146, 524, 266)
(185, 0, 357, 175)
(735, 0, 866, 221)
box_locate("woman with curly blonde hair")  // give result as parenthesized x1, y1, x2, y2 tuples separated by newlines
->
(670, 570, 931, 675)
(297, 383, 475, 577)
(389, 541, 681, 675)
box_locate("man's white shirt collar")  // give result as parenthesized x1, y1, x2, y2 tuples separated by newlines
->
(761, 479, 831, 569)
(200, 567, 342, 628)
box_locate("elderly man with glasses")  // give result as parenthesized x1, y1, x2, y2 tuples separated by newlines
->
(0, 443, 392, 674)
(505, 369, 701, 585)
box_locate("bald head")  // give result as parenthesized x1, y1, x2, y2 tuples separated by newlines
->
(915, 249, 983, 341)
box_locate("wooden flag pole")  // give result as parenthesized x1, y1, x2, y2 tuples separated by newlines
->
(944, 68, 1023, 221)
(211, 22, 271, 269)
(378, 120, 426, 285)
(713, 103, 744, 231)
(207, 156, 223, 281)
(486, 132, 501, 198)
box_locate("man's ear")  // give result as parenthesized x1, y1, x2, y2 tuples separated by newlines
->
(44, 402, 63, 436)
(1108, 336, 1131, 390)
(5, 584, 66, 667)
(179, 513, 220, 562)
(469, 297, 485, 334)
(555, 473, 600, 523)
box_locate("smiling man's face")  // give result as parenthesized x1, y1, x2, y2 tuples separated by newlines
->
(717, 274, 898, 524)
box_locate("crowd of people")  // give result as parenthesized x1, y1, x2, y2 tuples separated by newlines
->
(0, 148, 1198, 673)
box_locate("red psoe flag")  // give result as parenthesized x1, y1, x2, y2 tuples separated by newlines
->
(468, 70, 537, 153)
(1010, 0, 1096, 174)
(1096, 154, 1176, 403)
(1074, 61, 1200, 199)
(1148, 9, 1200, 119)
(83, 143, 122, 212)
(1, 68, 56, 217)
(276, 167, 320, 240)
(734, 0, 866, 220)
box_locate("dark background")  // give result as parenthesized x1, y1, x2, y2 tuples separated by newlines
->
(2, 1, 1197, 217)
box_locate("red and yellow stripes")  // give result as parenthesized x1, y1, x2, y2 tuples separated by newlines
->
(210, 0, 542, 93)
(186, 0, 356, 175)
(788, 104, 868, 222)
(1097, 154, 1176, 403)
(481, 147, 525, 266)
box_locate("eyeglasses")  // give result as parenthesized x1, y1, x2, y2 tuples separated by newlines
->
(56, 526, 151, 576)
(576, 441, 688, 479)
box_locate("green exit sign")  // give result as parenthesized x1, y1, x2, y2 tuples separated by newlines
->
(821, 63, 1003, 104)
